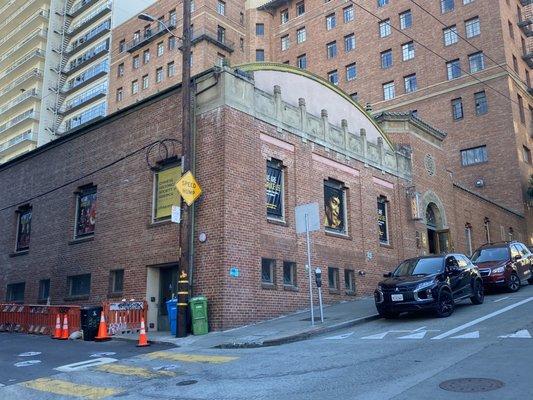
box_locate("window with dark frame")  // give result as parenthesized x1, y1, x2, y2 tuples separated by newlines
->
(523, 146, 531, 164)
(256, 49, 265, 61)
(328, 70, 339, 85)
(379, 19, 391, 37)
(296, 27, 306, 44)
(451, 98, 463, 120)
(261, 258, 275, 284)
(143, 49, 150, 64)
(326, 13, 336, 30)
(75, 185, 97, 238)
(15, 205, 32, 252)
(404, 74, 417, 93)
(461, 145, 487, 166)
(110, 269, 124, 294)
(465, 17, 480, 38)
(168, 36, 176, 50)
(119, 39, 126, 52)
(441, 0, 454, 13)
(399, 10, 412, 29)
(344, 33, 355, 52)
(474, 91, 487, 115)
(117, 63, 124, 77)
(6, 282, 25, 302)
(296, 1, 305, 16)
(328, 267, 339, 290)
(281, 9, 289, 24)
(381, 49, 392, 68)
(345, 269, 355, 293)
(283, 261, 297, 286)
(256, 23, 264, 36)
(266, 159, 284, 220)
(68, 274, 91, 297)
(324, 179, 347, 234)
(346, 63, 357, 81)
(377, 196, 389, 245)
(343, 6, 354, 23)
(447, 59, 461, 79)
(38, 279, 50, 301)
(326, 41, 337, 58)
(297, 54, 307, 69)
(443, 25, 458, 46)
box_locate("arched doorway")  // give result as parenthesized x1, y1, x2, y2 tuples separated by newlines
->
(425, 202, 450, 254)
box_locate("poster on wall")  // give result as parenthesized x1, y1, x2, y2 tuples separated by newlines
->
(77, 190, 97, 236)
(324, 185, 344, 232)
(378, 200, 388, 243)
(17, 210, 32, 250)
(266, 164, 283, 218)
(155, 166, 181, 220)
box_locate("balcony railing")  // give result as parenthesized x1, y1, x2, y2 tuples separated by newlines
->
(523, 39, 533, 68)
(62, 83, 107, 113)
(0, 0, 39, 32)
(68, 1, 112, 35)
(64, 59, 108, 93)
(66, 19, 110, 54)
(191, 27, 235, 52)
(126, 19, 177, 53)
(65, 102, 105, 131)
(68, 0, 99, 18)
(0, 69, 42, 97)
(0, 49, 45, 81)
(0, 89, 39, 117)
(63, 39, 109, 75)
(0, 29, 47, 64)
(0, 130, 37, 154)
(0, 109, 37, 134)
(0, 9, 49, 49)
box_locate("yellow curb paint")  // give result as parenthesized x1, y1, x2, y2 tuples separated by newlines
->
(96, 363, 175, 378)
(146, 351, 238, 363)
(22, 378, 121, 399)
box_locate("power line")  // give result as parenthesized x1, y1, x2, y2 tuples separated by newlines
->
(348, 0, 531, 114)
(0, 138, 169, 212)
(409, 0, 529, 88)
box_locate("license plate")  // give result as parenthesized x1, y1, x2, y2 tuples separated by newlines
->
(391, 294, 404, 302)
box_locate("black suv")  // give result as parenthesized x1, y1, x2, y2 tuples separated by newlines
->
(374, 254, 484, 318)
(470, 241, 533, 292)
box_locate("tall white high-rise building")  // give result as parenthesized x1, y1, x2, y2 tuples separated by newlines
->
(0, 0, 153, 164)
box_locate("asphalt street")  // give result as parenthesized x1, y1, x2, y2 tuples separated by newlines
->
(1, 286, 532, 399)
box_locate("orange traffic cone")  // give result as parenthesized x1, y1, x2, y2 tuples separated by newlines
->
(59, 315, 69, 340)
(94, 313, 111, 342)
(136, 318, 150, 347)
(52, 314, 62, 339)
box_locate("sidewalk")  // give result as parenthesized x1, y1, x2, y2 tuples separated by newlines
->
(116, 296, 379, 349)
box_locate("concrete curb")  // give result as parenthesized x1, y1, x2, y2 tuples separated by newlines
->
(214, 313, 380, 349)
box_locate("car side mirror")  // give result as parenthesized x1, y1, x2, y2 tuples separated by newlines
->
(514, 255, 521, 261)
(383, 272, 392, 278)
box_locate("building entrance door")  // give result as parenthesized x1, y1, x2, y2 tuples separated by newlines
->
(158, 266, 178, 331)
(426, 202, 450, 255)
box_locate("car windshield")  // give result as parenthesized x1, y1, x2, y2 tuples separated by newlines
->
(393, 257, 443, 277)
(471, 247, 509, 263)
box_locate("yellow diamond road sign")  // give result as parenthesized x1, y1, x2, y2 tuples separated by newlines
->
(175, 171, 202, 206)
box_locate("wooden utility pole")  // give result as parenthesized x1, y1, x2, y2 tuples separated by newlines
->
(177, 0, 192, 338)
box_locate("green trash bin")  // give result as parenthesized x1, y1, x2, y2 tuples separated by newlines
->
(189, 296, 208, 335)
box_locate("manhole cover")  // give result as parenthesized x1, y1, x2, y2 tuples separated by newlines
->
(439, 378, 504, 392)
(176, 380, 198, 386)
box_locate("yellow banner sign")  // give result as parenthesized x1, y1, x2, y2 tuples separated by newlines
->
(175, 171, 202, 206)
(155, 166, 181, 220)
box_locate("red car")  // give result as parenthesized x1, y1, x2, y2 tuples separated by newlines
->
(470, 241, 533, 292)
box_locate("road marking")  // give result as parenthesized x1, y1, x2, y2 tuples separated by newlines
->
(361, 332, 390, 340)
(23, 378, 121, 399)
(18, 351, 41, 357)
(14, 360, 41, 367)
(324, 332, 354, 340)
(90, 352, 116, 358)
(398, 331, 428, 339)
(499, 329, 531, 339)
(95, 363, 176, 378)
(451, 331, 480, 339)
(55, 357, 117, 372)
(431, 296, 533, 340)
(146, 351, 238, 364)
(493, 296, 510, 303)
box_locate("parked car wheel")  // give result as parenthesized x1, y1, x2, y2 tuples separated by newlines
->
(378, 310, 399, 319)
(527, 272, 533, 285)
(507, 273, 521, 292)
(470, 279, 484, 305)
(435, 290, 454, 318)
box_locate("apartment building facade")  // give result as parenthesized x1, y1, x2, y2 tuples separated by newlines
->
(250, 0, 533, 240)
(105, 0, 532, 243)
(0, 0, 151, 163)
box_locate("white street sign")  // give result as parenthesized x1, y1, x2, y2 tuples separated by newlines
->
(171, 205, 181, 223)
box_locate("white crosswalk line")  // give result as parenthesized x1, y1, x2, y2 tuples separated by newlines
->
(493, 296, 510, 303)
(398, 331, 427, 339)
(451, 331, 479, 339)
(499, 329, 531, 339)
(361, 332, 389, 340)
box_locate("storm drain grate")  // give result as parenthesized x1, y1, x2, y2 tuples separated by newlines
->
(439, 378, 504, 393)
(176, 380, 198, 386)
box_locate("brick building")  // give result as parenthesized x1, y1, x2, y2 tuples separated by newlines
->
(0, 66, 526, 331)
(107, 0, 533, 244)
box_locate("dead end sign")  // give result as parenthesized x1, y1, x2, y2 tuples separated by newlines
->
(175, 171, 202, 206)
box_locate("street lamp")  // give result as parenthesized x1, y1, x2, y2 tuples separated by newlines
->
(137, 13, 181, 39)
